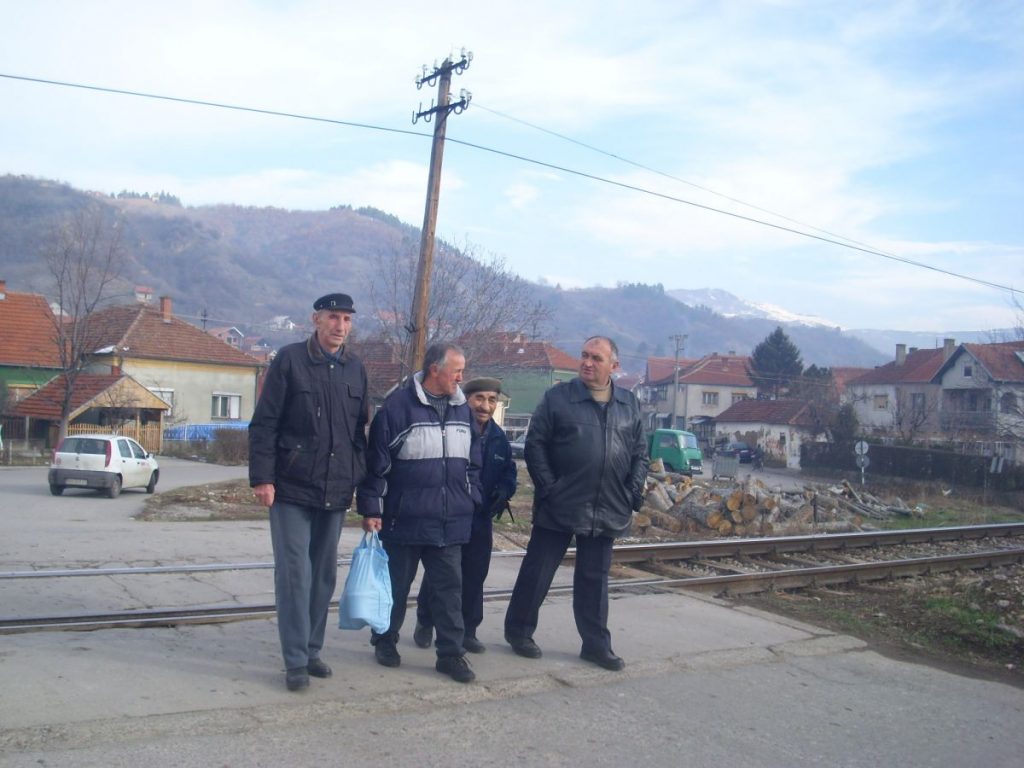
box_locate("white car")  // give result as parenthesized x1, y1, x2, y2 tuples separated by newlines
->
(48, 434, 159, 498)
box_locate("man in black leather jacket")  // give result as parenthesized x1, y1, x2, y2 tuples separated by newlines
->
(249, 292, 368, 691)
(504, 335, 648, 671)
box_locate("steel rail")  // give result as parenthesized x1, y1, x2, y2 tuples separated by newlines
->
(601, 522, 1024, 563)
(3, 524, 1020, 580)
(3, 547, 1022, 634)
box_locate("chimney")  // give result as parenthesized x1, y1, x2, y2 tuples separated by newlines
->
(943, 337, 956, 361)
(159, 296, 172, 324)
(0, 279, 6, 300)
(895, 343, 906, 366)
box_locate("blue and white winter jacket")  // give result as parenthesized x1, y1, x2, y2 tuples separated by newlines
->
(357, 373, 482, 546)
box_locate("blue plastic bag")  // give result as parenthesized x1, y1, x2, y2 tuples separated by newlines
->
(338, 531, 393, 634)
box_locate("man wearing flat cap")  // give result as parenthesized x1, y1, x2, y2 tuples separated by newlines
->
(412, 376, 517, 654)
(249, 292, 368, 691)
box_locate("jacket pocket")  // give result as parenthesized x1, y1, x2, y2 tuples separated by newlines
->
(277, 435, 318, 482)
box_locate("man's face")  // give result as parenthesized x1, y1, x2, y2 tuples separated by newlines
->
(313, 310, 353, 353)
(468, 390, 499, 428)
(579, 338, 618, 387)
(426, 352, 465, 396)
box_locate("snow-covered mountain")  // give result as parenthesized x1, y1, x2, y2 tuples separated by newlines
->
(666, 288, 838, 328)
(665, 287, 1013, 357)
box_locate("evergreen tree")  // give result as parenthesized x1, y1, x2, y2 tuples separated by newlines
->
(751, 326, 804, 398)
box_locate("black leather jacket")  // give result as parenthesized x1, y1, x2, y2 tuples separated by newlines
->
(249, 336, 368, 511)
(525, 377, 649, 538)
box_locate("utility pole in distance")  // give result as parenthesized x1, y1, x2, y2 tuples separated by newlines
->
(406, 49, 473, 375)
(670, 333, 687, 429)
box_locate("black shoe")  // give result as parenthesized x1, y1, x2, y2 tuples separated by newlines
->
(307, 658, 332, 678)
(285, 667, 309, 691)
(413, 623, 433, 649)
(374, 641, 401, 668)
(505, 634, 542, 659)
(463, 635, 486, 654)
(580, 648, 625, 671)
(436, 654, 476, 683)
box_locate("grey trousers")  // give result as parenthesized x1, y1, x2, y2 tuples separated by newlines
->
(269, 502, 344, 670)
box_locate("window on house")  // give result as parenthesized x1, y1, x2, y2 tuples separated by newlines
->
(212, 393, 241, 420)
(731, 392, 748, 404)
(873, 394, 889, 410)
(911, 393, 926, 415)
(702, 391, 719, 406)
(963, 364, 973, 378)
(1000, 392, 1018, 414)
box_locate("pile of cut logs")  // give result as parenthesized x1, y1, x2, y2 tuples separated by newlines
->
(633, 458, 921, 538)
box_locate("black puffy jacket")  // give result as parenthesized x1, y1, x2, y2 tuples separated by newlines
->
(525, 377, 648, 538)
(248, 336, 368, 511)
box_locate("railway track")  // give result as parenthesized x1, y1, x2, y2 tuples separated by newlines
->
(2, 523, 1022, 634)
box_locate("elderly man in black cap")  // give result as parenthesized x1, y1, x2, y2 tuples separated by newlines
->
(412, 376, 518, 654)
(249, 293, 369, 691)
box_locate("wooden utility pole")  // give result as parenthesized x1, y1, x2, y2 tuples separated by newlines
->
(407, 50, 472, 375)
(670, 333, 688, 429)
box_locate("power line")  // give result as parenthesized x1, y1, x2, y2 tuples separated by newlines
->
(2, 72, 1018, 297)
(474, 102, 903, 260)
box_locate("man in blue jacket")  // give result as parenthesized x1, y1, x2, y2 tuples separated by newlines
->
(249, 293, 369, 692)
(504, 335, 648, 671)
(359, 343, 482, 683)
(413, 377, 517, 654)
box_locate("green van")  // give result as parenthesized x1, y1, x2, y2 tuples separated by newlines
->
(647, 428, 704, 476)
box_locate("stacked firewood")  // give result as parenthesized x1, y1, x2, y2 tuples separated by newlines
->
(633, 458, 919, 538)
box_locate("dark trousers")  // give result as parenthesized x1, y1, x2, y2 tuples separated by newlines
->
(269, 502, 344, 670)
(504, 525, 614, 654)
(371, 541, 465, 657)
(416, 517, 492, 637)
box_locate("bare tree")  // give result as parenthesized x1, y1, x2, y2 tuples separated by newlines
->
(43, 204, 126, 440)
(890, 387, 940, 441)
(367, 236, 552, 378)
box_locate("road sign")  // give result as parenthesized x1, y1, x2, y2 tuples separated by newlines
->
(856, 454, 870, 469)
(854, 441, 869, 456)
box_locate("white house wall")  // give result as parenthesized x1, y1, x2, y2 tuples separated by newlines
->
(715, 420, 808, 469)
(120, 359, 260, 424)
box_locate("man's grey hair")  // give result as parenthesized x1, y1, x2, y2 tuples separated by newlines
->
(422, 342, 464, 375)
(584, 335, 619, 363)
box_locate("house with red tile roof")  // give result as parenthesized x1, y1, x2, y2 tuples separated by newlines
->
(713, 398, 816, 468)
(80, 296, 265, 425)
(11, 372, 170, 452)
(0, 280, 64, 406)
(843, 340, 955, 439)
(461, 332, 579, 432)
(933, 340, 1024, 439)
(642, 353, 757, 444)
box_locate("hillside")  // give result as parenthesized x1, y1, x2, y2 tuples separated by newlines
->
(0, 174, 886, 372)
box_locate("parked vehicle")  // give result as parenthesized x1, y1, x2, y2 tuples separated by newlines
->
(721, 441, 753, 463)
(509, 437, 526, 459)
(48, 434, 159, 498)
(647, 428, 703, 475)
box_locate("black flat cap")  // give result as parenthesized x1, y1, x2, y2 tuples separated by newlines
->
(313, 293, 356, 313)
(462, 377, 503, 396)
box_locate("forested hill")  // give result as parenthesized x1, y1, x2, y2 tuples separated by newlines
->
(0, 174, 885, 371)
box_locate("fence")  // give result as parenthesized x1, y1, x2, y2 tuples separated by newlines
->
(66, 423, 164, 454)
(801, 441, 1024, 492)
(163, 422, 249, 442)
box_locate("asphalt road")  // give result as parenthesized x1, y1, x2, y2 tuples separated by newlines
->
(2, 459, 1023, 767)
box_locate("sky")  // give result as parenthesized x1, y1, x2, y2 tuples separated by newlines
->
(1, 0, 1021, 333)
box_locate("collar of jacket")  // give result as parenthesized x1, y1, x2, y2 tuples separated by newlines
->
(567, 376, 630, 405)
(411, 370, 468, 407)
(306, 335, 348, 365)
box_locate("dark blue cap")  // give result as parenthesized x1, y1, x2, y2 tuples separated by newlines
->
(313, 293, 356, 313)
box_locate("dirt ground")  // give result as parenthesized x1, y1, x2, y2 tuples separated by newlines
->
(141, 470, 1024, 687)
